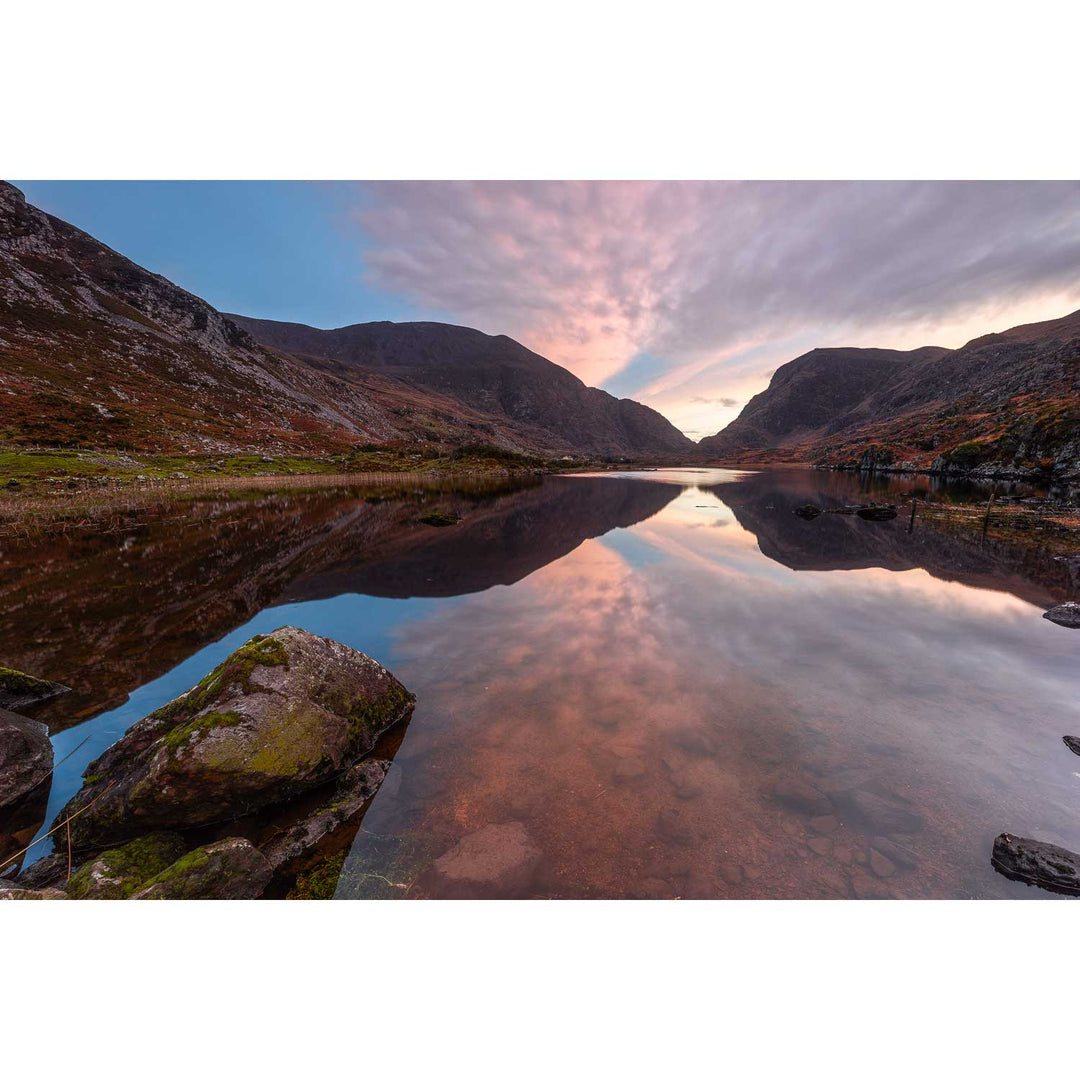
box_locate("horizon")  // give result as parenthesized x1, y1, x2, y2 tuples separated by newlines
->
(14, 179, 1080, 441)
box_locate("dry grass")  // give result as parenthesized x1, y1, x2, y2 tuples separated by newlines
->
(0, 471, 457, 538)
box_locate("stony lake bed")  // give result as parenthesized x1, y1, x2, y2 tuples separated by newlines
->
(2, 466, 1079, 899)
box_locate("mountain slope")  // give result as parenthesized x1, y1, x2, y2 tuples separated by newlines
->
(699, 310, 1080, 480)
(0, 181, 693, 461)
(228, 315, 696, 458)
(0, 181, 432, 455)
(698, 346, 947, 456)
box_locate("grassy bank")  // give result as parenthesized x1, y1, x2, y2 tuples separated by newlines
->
(0, 444, 567, 487)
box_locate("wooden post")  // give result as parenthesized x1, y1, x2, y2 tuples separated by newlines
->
(908, 497, 917, 534)
(983, 492, 996, 534)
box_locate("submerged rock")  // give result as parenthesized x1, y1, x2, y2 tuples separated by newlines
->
(0, 707, 53, 809)
(1043, 602, 1080, 629)
(131, 838, 272, 899)
(793, 504, 821, 520)
(65, 832, 188, 899)
(0, 666, 69, 712)
(55, 627, 415, 850)
(991, 833, 1080, 896)
(430, 822, 541, 894)
(1063, 736, 1080, 757)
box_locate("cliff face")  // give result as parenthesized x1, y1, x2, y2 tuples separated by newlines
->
(0, 182, 692, 460)
(228, 315, 697, 459)
(699, 310, 1080, 481)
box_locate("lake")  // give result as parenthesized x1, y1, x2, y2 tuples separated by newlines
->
(4, 467, 1079, 898)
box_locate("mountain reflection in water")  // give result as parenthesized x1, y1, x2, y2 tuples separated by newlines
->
(6, 469, 1079, 897)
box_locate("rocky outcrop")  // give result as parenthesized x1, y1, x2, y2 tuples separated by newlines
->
(0, 667, 69, 711)
(130, 838, 272, 900)
(991, 833, 1080, 896)
(1043, 602, 1080, 629)
(54, 626, 415, 851)
(0, 707, 53, 808)
(1063, 736, 1080, 757)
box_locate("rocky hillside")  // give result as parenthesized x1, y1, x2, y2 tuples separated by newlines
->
(700, 310, 1080, 482)
(229, 315, 696, 459)
(0, 181, 693, 461)
(698, 346, 947, 456)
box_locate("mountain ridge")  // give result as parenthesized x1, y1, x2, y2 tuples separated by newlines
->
(700, 310, 1080, 481)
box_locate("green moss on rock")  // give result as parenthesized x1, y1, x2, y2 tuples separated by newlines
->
(0, 666, 50, 696)
(163, 709, 244, 755)
(66, 832, 187, 899)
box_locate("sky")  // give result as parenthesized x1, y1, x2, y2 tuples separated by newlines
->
(16, 180, 1080, 440)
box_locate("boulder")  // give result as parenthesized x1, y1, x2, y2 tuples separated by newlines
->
(1063, 736, 1080, 758)
(65, 832, 188, 899)
(1043, 602, 1080, 629)
(13, 853, 67, 891)
(0, 666, 69, 712)
(130, 838, 272, 899)
(991, 833, 1080, 896)
(54, 627, 414, 850)
(0, 707, 53, 809)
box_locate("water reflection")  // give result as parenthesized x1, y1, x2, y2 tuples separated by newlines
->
(5, 469, 1079, 897)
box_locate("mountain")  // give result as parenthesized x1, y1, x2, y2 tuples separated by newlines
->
(228, 315, 696, 459)
(698, 346, 948, 456)
(699, 310, 1080, 480)
(0, 181, 693, 461)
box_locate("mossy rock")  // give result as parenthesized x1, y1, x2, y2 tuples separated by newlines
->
(66, 832, 187, 899)
(54, 627, 415, 850)
(0, 666, 69, 711)
(131, 838, 272, 900)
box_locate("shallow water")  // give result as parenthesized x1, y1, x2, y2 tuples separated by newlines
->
(5, 468, 1079, 898)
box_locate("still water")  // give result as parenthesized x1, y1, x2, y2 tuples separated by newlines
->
(5, 468, 1079, 897)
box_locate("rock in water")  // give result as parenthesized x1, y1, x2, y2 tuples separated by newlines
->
(856, 505, 897, 521)
(0, 667, 69, 712)
(1043, 602, 1080, 629)
(55, 627, 415, 850)
(130, 838, 272, 899)
(0, 707, 53, 809)
(793, 504, 821, 520)
(1064, 736, 1080, 757)
(261, 759, 391, 873)
(991, 833, 1080, 896)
